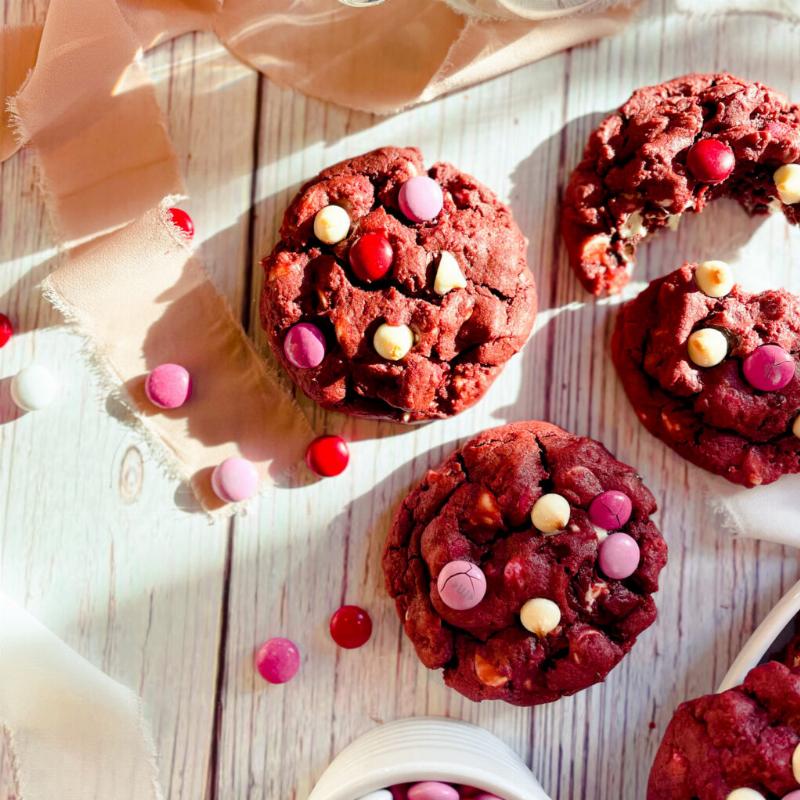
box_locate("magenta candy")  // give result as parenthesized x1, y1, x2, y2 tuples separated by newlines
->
(407, 783, 459, 800)
(211, 457, 259, 503)
(742, 344, 795, 391)
(398, 176, 443, 223)
(598, 532, 641, 580)
(255, 637, 300, 684)
(588, 490, 632, 531)
(436, 561, 487, 611)
(144, 363, 192, 409)
(283, 322, 326, 369)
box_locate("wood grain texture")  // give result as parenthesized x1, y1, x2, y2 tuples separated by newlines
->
(3, 2, 800, 799)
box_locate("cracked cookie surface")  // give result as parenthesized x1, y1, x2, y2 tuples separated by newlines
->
(648, 659, 800, 800)
(382, 421, 667, 706)
(562, 72, 800, 295)
(260, 146, 536, 422)
(612, 263, 800, 487)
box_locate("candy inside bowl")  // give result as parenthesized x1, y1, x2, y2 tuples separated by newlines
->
(307, 717, 550, 800)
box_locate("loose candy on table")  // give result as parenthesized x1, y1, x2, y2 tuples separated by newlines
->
(0, 313, 13, 348)
(530, 493, 570, 533)
(436, 561, 487, 611)
(373, 322, 414, 361)
(211, 457, 259, 503)
(350, 232, 394, 282)
(520, 597, 561, 637)
(774, 163, 800, 205)
(330, 605, 373, 649)
(407, 783, 460, 800)
(10, 365, 58, 411)
(313, 204, 351, 244)
(283, 322, 326, 369)
(687, 328, 728, 368)
(305, 435, 349, 477)
(398, 176, 444, 223)
(742, 344, 795, 391)
(695, 260, 735, 298)
(588, 490, 632, 531)
(598, 532, 640, 580)
(254, 637, 300, 684)
(144, 363, 192, 409)
(167, 207, 195, 239)
(686, 138, 735, 183)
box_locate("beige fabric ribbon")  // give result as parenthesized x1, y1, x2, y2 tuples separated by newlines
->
(0, 0, 634, 512)
(0, 593, 162, 800)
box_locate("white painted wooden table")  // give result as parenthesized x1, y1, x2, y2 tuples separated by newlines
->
(2, 2, 800, 798)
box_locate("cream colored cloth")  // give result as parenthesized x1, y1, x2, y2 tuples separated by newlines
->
(0, 593, 162, 800)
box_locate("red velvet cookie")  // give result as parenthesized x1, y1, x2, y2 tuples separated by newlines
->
(382, 421, 667, 706)
(648, 660, 800, 800)
(562, 73, 800, 295)
(260, 146, 536, 422)
(612, 262, 800, 487)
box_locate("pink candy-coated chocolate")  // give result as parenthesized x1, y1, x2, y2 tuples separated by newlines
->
(783, 792, 800, 800)
(145, 363, 192, 409)
(407, 783, 459, 800)
(398, 176, 443, 223)
(283, 322, 326, 369)
(168, 207, 194, 239)
(588, 490, 632, 530)
(742, 344, 795, 391)
(0, 313, 13, 348)
(211, 457, 259, 503)
(472, 795, 503, 800)
(436, 561, 487, 611)
(686, 138, 735, 183)
(255, 637, 300, 684)
(598, 532, 640, 580)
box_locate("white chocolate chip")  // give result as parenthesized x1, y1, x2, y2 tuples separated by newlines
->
(793, 415, 800, 439)
(373, 323, 414, 361)
(688, 328, 728, 368)
(666, 213, 682, 231)
(520, 598, 561, 637)
(725, 790, 766, 800)
(620, 210, 648, 239)
(792, 742, 800, 782)
(768, 196, 784, 214)
(695, 260, 735, 298)
(433, 251, 467, 296)
(531, 493, 570, 534)
(592, 524, 609, 542)
(584, 580, 608, 611)
(313, 204, 350, 244)
(774, 163, 800, 205)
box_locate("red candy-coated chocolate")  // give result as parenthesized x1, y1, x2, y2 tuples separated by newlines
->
(330, 605, 372, 649)
(255, 637, 300, 684)
(686, 138, 735, 183)
(306, 435, 349, 477)
(168, 207, 195, 239)
(349, 232, 393, 282)
(0, 314, 13, 348)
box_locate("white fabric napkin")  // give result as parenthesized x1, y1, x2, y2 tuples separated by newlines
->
(0, 594, 163, 800)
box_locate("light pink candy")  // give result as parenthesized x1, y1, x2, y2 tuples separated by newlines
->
(598, 532, 640, 580)
(407, 783, 459, 800)
(283, 322, 326, 369)
(398, 176, 443, 223)
(783, 792, 800, 800)
(145, 363, 192, 409)
(742, 344, 795, 391)
(211, 457, 259, 503)
(436, 561, 487, 611)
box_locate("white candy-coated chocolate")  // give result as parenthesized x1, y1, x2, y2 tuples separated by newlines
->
(520, 598, 561, 637)
(531, 493, 570, 533)
(695, 260, 735, 298)
(793, 741, 800, 782)
(688, 328, 728, 368)
(313, 204, 350, 244)
(793, 415, 800, 439)
(725, 790, 766, 800)
(433, 251, 467, 295)
(373, 323, 414, 361)
(774, 163, 800, 205)
(11, 364, 58, 411)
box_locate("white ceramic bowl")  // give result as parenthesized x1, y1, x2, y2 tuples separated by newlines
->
(718, 578, 800, 691)
(307, 717, 551, 800)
